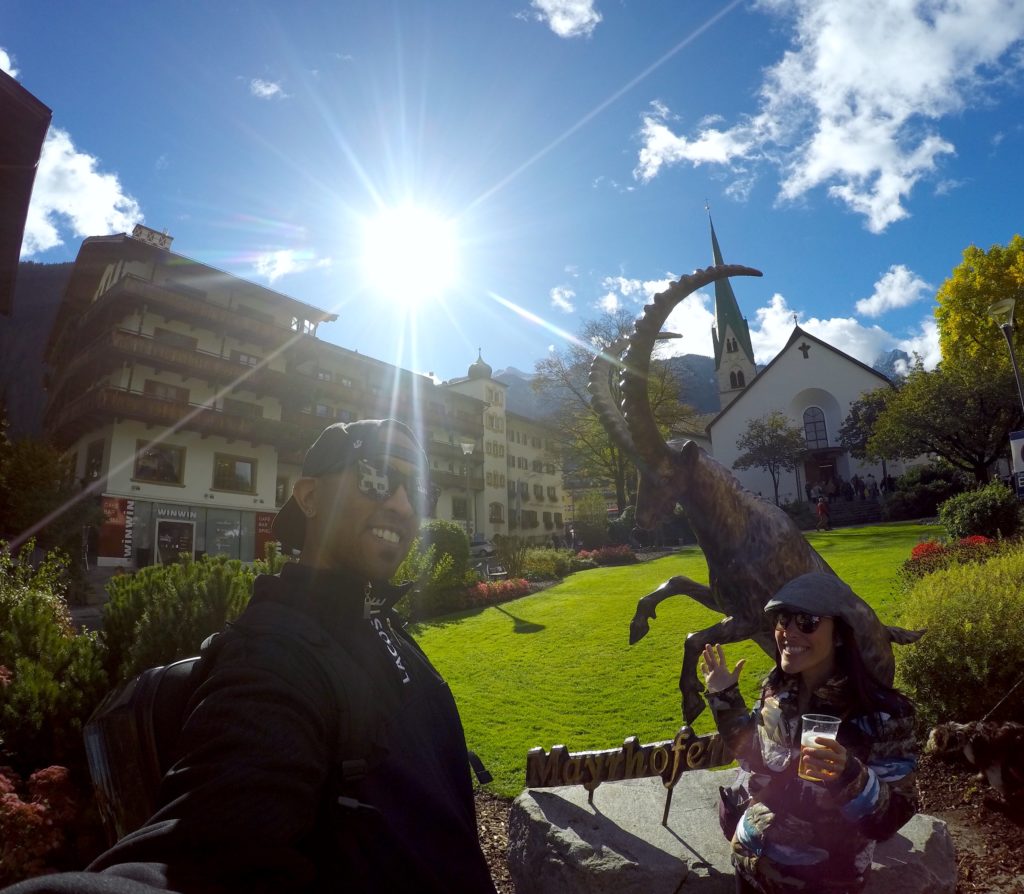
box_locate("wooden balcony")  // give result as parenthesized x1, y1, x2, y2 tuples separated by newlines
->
(62, 275, 321, 353)
(45, 386, 311, 452)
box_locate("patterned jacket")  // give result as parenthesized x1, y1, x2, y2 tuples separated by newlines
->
(708, 671, 918, 893)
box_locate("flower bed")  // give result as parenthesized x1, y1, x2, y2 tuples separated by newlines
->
(466, 578, 532, 607)
(900, 535, 999, 583)
(574, 545, 637, 566)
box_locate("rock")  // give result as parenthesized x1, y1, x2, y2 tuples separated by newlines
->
(508, 771, 955, 894)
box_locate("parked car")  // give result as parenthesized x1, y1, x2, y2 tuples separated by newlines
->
(469, 538, 497, 558)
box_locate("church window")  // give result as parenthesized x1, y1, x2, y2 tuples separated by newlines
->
(729, 369, 746, 389)
(803, 407, 829, 449)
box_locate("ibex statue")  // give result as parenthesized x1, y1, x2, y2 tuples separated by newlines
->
(589, 263, 922, 724)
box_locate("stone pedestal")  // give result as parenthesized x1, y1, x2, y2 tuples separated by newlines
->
(508, 771, 955, 894)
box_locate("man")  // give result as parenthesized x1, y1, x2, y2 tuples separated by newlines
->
(5, 419, 497, 894)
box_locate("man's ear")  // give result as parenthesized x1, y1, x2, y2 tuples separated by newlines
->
(292, 477, 319, 518)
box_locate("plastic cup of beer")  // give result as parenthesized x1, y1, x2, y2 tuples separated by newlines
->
(799, 714, 842, 782)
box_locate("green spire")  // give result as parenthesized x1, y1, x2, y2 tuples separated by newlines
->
(709, 215, 755, 371)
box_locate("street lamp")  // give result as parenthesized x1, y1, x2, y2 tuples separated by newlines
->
(987, 298, 1024, 414)
(460, 440, 475, 537)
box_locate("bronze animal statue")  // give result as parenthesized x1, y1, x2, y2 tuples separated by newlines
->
(589, 263, 922, 723)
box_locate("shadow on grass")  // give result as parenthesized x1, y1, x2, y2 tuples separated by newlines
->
(493, 605, 546, 634)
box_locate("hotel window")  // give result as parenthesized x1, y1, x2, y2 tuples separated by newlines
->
(315, 403, 334, 418)
(213, 454, 257, 493)
(517, 457, 528, 470)
(144, 379, 189, 403)
(532, 460, 543, 473)
(316, 369, 333, 381)
(84, 439, 105, 480)
(276, 476, 289, 507)
(452, 497, 468, 520)
(231, 350, 261, 367)
(133, 440, 185, 485)
(533, 484, 544, 501)
(543, 511, 553, 529)
(554, 512, 563, 527)
(153, 328, 198, 351)
(223, 398, 263, 418)
(547, 486, 557, 501)
(291, 317, 316, 335)
(489, 502, 504, 523)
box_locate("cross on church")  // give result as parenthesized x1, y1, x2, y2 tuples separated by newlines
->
(798, 342, 811, 359)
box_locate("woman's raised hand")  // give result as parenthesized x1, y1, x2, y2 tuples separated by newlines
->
(701, 643, 746, 693)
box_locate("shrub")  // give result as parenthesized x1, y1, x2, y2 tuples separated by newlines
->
(574, 491, 610, 549)
(521, 548, 573, 582)
(781, 500, 815, 530)
(392, 537, 471, 620)
(418, 520, 470, 577)
(492, 535, 530, 580)
(102, 549, 288, 682)
(938, 481, 1020, 540)
(568, 555, 598, 573)
(896, 544, 1024, 727)
(881, 463, 969, 521)
(0, 764, 82, 885)
(576, 545, 637, 566)
(0, 544, 107, 773)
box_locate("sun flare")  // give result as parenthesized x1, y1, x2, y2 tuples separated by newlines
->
(360, 205, 459, 303)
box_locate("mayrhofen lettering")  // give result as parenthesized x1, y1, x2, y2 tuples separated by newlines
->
(525, 727, 730, 792)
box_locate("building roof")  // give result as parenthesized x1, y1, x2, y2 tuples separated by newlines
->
(0, 70, 52, 316)
(706, 325, 893, 432)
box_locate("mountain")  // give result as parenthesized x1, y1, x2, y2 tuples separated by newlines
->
(495, 354, 722, 421)
(664, 354, 720, 414)
(872, 349, 910, 379)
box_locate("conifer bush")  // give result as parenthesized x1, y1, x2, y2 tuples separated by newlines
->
(0, 545, 107, 774)
(896, 544, 1024, 726)
(101, 549, 287, 682)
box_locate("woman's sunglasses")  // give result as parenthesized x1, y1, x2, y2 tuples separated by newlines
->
(356, 459, 438, 516)
(770, 610, 824, 634)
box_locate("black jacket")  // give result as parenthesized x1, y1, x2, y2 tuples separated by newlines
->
(87, 562, 497, 894)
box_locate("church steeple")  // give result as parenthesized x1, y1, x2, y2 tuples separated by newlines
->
(708, 215, 757, 397)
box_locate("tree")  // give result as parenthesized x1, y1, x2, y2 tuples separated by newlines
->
(732, 410, 806, 506)
(935, 234, 1024, 372)
(838, 385, 898, 475)
(573, 490, 609, 550)
(532, 310, 697, 512)
(867, 360, 1022, 484)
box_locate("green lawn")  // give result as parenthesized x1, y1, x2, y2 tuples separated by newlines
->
(412, 522, 938, 797)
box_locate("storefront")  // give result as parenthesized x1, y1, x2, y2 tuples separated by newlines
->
(96, 496, 277, 567)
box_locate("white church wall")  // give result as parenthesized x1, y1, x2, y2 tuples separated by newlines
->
(709, 332, 897, 504)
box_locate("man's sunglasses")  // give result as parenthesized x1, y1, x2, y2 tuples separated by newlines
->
(770, 610, 824, 634)
(355, 459, 437, 515)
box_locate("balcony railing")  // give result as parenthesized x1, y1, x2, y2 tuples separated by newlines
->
(65, 275, 321, 352)
(46, 386, 312, 452)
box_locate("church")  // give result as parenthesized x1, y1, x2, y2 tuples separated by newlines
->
(699, 221, 905, 505)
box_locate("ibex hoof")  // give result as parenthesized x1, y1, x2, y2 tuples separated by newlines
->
(628, 615, 652, 644)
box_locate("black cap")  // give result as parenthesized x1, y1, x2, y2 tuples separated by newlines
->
(272, 418, 427, 552)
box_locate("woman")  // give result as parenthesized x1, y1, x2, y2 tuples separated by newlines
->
(702, 572, 918, 894)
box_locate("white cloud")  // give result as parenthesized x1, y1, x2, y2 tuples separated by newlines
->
(528, 0, 601, 38)
(22, 128, 143, 256)
(895, 317, 942, 371)
(635, 0, 1024, 232)
(655, 289, 717, 359)
(550, 285, 576, 312)
(253, 249, 331, 283)
(250, 78, 286, 100)
(597, 292, 619, 313)
(855, 264, 933, 317)
(0, 47, 18, 77)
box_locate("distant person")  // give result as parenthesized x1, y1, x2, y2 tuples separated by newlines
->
(702, 573, 918, 893)
(815, 496, 831, 531)
(3, 420, 497, 894)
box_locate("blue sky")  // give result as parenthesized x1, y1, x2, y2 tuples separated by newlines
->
(4, 0, 1024, 384)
